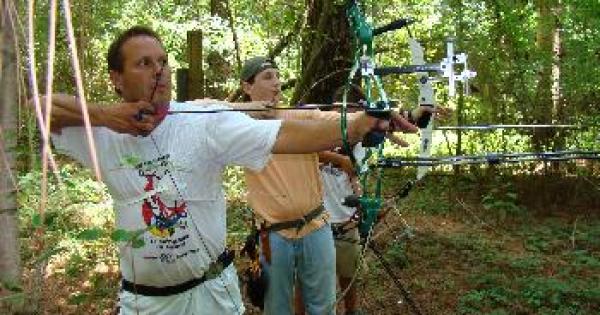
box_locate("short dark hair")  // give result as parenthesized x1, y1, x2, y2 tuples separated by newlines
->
(241, 76, 255, 102)
(106, 26, 162, 73)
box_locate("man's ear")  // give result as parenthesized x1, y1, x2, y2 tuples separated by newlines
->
(109, 70, 123, 95)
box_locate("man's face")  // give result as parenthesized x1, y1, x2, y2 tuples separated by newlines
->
(242, 68, 282, 103)
(110, 35, 171, 106)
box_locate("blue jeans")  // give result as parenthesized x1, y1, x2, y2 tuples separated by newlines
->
(260, 224, 336, 315)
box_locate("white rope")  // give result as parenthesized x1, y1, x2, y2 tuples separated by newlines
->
(25, 0, 62, 182)
(61, 0, 102, 181)
(38, 0, 58, 227)
(27, 0, 47, 217)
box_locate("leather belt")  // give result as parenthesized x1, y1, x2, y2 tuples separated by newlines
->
(264, 204, 325, 232)
(121, 249, 234, 296)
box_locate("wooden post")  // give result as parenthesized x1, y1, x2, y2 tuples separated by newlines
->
(176, 68, 189, 102)
(187, 30, 204, 100)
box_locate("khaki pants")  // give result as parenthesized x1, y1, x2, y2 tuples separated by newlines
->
(334, 226, 361, 278)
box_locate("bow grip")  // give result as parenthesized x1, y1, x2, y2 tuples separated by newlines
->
(362, 107, 391, 147)
(416, 104, 434, 128)
(365, 107, 391, 119)
(363, 131, 385, 147)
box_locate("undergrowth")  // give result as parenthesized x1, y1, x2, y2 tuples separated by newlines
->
(7, 162, 600, 314)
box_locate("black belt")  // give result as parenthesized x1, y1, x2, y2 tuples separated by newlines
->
(265, 205, 325, 232)
(121, 249, 234, 297)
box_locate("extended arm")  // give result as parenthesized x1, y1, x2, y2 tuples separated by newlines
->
(36, 94, 157, 136)
(188, 99, 276, 119)
(272, 112, 417, 154)
(226, 101, 276, 119)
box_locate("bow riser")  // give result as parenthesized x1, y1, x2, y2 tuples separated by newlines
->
(410, 38, 437, 181)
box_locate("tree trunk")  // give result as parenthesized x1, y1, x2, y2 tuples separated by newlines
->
(551, 0, 565, 152)
(187, 31, 204, 100)
(291, 0, 352, 104)
(205, 0, 233, 99)
(532, 0, 558, 150)
(0, 0, 24, 313)
(227, 6, 305, 102)
(210, 0, 226, 17)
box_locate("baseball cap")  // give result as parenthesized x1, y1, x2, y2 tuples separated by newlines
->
(241, 56, 277, 82)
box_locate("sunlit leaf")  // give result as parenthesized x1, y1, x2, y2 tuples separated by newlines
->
(34, 246, 67, 264)
(31, 213, 42, 227)
(111, 229, 131, 242)
(77, 228, 105, 241)
(131, 238, 146, 249)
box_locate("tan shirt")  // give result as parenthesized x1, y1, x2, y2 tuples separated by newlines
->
(245, 109, 340, 238)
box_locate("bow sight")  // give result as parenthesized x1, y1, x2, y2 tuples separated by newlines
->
(374, 38, 477, 97)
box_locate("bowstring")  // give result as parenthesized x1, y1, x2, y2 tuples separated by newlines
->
(332, 1, 411, 313)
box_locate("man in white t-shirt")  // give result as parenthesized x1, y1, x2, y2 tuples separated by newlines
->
(318, 148, 363, 315)
(43, 26, 415, 315)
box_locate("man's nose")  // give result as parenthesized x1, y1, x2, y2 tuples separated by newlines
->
(153, 62, 165, 78)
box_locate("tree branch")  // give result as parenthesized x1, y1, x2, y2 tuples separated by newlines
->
(224, 0, 242, 73)
(227, 5, 309, 102)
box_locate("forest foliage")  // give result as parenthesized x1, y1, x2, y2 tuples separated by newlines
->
(1, 0, 599, 314)
(11, 0, 597, 175)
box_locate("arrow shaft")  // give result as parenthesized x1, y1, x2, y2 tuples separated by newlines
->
(379, 150, 600, 168)
(435, 124, 589, 130)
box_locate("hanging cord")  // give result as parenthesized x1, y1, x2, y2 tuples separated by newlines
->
(62, 0, 102, 181)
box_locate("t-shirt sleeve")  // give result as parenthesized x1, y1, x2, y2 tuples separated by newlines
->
(206, 112, 282, 171)
(51, 127, 110, 169)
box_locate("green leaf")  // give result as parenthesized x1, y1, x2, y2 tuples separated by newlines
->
(112, 228, 147, 245)
(492, 201, 506, 209)
(482, 195, 494, 204)
(111, 229, 131, 242)
(0, 292, 25, 303)
(0, 280, 22, 292)
(68, 293, 88, 305)
(34, 246, 66, 264)
(130, 228, 148, 239)
(43, 213, 57, 227)
(31, 213, 42, 227)
(131, 237, 145, 248)
(64, 179, 77, 188)
(120, 155, 142, 168)
(77, 228, 105, 241)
